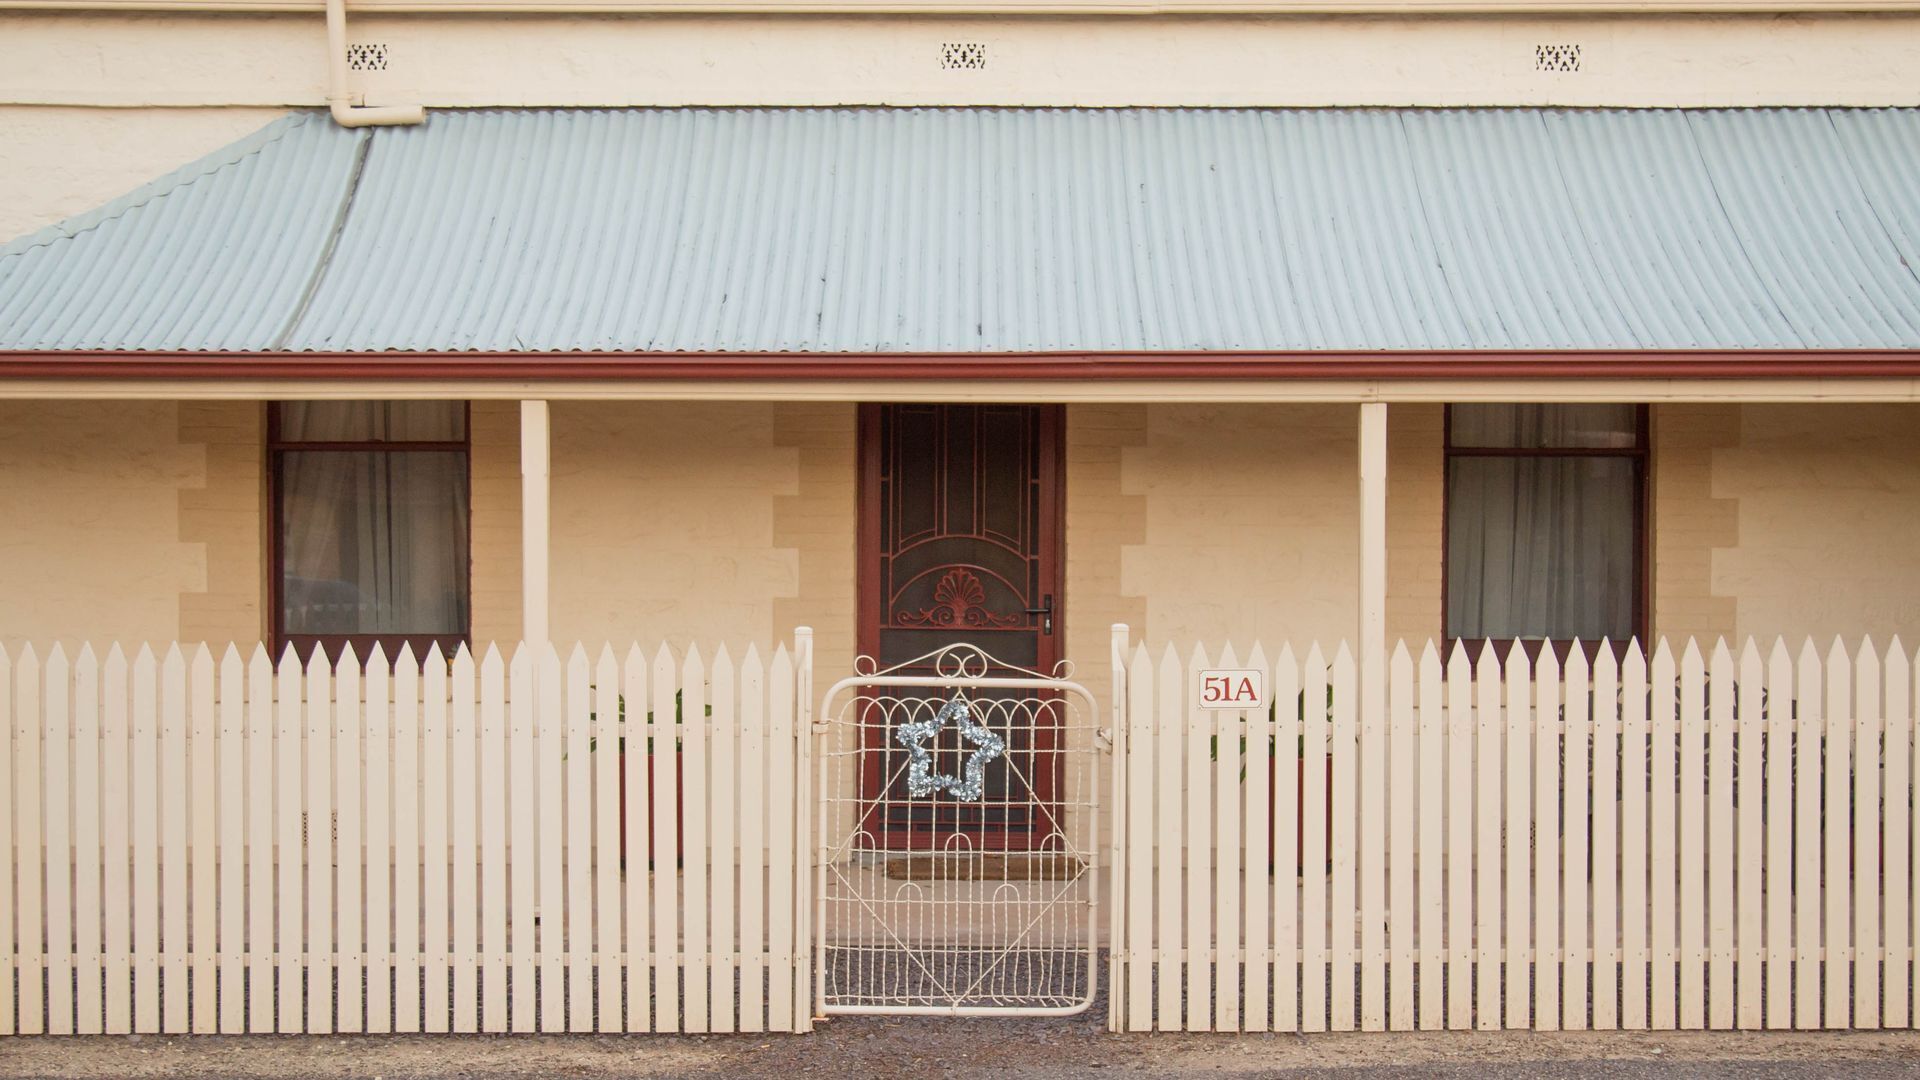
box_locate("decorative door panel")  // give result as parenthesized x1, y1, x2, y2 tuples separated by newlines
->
(858, 404, 1063, 849)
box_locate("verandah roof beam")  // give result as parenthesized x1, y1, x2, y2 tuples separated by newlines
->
(2, 350, 1919, 402)
(4, 350, 1920, 380)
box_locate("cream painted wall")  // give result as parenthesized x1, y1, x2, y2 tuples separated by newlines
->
(1071, 400, 1920, 661)
(1385, 403, 1444, 652)
(0, 399, 844, 661)
(0, 401, 205, 650)
(0, 105, 290, 243)
(1084, 402, 1441, 654)
(176, 400, 265, 647)
(1650, 402, 1739, 645)
(546, 401, 809, 652)
(770, 402, 858, 683)
(1387, 402, 1920, 653)
(1715, 403, 1920, 646)
(469, 399, 524, 647)
(4, 398, 1916, 669)
(1118, 404, 1362, 648)
(7, 12, 1920, 111)
(1063, 403, 1149, 686)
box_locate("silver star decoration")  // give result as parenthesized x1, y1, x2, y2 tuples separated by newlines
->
(894, 695, 1006, 802)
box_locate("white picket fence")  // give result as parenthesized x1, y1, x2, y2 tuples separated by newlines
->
(11, 627, 1919, 1038)
(1109, 635, 1920, 1033)
(0, 636, 813, 1036)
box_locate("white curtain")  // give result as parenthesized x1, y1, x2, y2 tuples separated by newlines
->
(1447, 405, 1637, 641)
(278, 400, 465, 442)
(278, 403, 468, 636)
(1449, 402, 1638, 449)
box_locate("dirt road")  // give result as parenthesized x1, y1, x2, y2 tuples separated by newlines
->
(3, 1018, 1918, 1079)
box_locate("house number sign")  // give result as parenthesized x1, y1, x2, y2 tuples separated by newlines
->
(1197, 668, 1267, 710)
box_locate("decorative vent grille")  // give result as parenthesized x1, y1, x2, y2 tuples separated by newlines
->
(1535, 43, 1581, 73)
(346, 43, 390, 71)
(940, 42, 987, 70)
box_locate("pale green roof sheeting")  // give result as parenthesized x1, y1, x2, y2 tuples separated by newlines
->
(4, 106, 1920, 353)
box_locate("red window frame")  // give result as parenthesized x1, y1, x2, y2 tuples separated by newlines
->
(1441, 404, 1651, 663)
(266, 402, 473, 665)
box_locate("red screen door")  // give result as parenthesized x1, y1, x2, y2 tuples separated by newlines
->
(857, 403, 1064, 850)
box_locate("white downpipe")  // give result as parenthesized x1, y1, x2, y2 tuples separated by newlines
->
(325, 0, 424, 127)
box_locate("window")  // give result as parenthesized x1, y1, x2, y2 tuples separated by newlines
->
(269, 402, 470, 662)
(1444, 404, 1647, 653)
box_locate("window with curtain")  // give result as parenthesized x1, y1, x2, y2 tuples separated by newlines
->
(1445, 404, 1647, 650)
(270, 402, 470, 662)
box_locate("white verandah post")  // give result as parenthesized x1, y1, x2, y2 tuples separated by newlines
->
(1357, 402, 1389, 1029)
(1359, 402, 1388, 679)
(520, 399, 551, 647)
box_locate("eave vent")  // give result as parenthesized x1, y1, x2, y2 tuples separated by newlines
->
(940, 42, 987, 71)
(1535, 44, 1581, 73)
(347, 43, 390, 71)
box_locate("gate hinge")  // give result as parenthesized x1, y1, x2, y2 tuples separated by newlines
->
(1096, 727, 1115, 752)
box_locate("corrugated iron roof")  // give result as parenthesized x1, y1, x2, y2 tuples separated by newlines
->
(5, 106, 1920, 353)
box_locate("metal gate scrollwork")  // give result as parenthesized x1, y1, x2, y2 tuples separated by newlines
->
(816, 643, 1104, 1015)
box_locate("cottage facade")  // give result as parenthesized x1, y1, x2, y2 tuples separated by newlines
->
(4, 7, 1920, 673)
(3, 0, 1920, 1038)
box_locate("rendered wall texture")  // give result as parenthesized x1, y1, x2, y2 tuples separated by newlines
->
(1063, 403, 1149, 681)
(0, 401, 205, 650)
(469, 399, 524, 648)
(1715, 404, 1920, 646)
(0, 105, 291, 245)
(1090, 402, 1441, 654)
(771, 402, 858, 683)
(176, 401, 264, 648)
(1118, 404, 1361, 649)
(3, 400, 1917, 662)
(1651, 403, 1742, 646)
(540, 401, 857, 664)
(1385, 403, 1445, 652)
(7, 13, 1920, 114)
(546, 402, 803, 651)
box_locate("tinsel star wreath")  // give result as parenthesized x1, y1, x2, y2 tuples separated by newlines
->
(893, 695, 1006, 802)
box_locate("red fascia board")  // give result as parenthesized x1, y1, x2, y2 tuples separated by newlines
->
(4, 350, 1920, 379)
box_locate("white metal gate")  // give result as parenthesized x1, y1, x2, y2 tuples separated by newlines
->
(815, 644, 1103, 1015)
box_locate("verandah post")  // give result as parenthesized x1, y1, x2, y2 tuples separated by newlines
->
(520, 399, 552, 648)
(1357, 402, 1388, 1029)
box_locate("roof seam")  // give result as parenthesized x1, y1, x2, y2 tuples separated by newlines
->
(1821, 108, 1920, 301)
(1534, 109, 1644, 348)
(271, 129, 374, 351)
(1678, 109, 1801, 347)
(1394, 110, 1469, 347)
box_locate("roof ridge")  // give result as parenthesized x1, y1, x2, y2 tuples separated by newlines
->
(0, 111, 319, 262)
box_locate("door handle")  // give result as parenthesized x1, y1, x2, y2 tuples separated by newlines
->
(1024, 594, 1054, 636)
